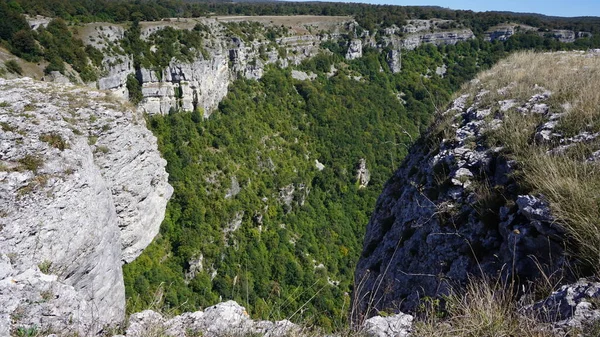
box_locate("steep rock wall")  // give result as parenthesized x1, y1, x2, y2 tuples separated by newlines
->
(92, 18, 479, 118)
(0, 78, 172, 334)
(353, 81, 569, 319)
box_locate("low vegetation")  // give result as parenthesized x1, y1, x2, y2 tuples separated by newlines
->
(414, 277, 554, 337)
(461, 51, 600, 272)
(4, 60, 23, 75)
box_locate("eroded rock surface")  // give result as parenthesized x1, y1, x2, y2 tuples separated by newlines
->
(353, 86, 569, 318)
(363, 312, 413, 337)
(123, 301, 298, 337)
(0, 78, 172, 334)
(532, 279, 600, 333)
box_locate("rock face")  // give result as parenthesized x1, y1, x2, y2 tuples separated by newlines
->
(398, 30, 475, 50)
(123, 301, 298, 337)
(353, 87, 569, 318)
(356, 158, 370, 188)
(0, 78, 172, 334)
(98, 55, 134, 99)
(362, 312, 413, 337)
(387, 50, 401, 73)
(138, 53, 229, 117)
(484, 25, 589, 43)
(346, 39, 363, 60)
(532, 279, 600, 333)
(485, 26, 518, 41)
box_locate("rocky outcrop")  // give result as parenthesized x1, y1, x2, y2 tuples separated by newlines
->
(98, 55, 134, 99)
(291, 70, 317, 81)
(485, 26, 517, 42)
(532, 279, 600, 333)
(362, 312, 413, 337)
(138, 53, 229, 117)
(346, 39, 363, 60)
(485, 25, 591, 43)
(0, 78, 172, 335)
(353, 86, 569, 318)
(549, 30, 576, 43)
(356, 158, 370, 188)
(392, 30, 475, 51)
(122, 301, 298, 337)
(25, 15, 51, 30)
(387, 50, 401, 73)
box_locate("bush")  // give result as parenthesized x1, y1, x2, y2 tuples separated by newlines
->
(18, 155, 44, 172)
(39, 132, 69, 151)
(11, 29, 41, 61)
(126, 73, 143, 105)
(4, 59, 22, 75)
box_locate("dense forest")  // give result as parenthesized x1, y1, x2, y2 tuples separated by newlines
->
(3, 0, 600, 329)
(5, 0, 600, 34)
(122, 39, 537, 328)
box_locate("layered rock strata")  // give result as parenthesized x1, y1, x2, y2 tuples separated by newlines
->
(0, 78, 172, 335)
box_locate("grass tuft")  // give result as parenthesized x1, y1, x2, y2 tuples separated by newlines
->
(413, 277, 553, 337)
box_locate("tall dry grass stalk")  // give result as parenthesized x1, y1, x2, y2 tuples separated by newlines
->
(413, 277, 554, 337)
(460, 51, 600, 273)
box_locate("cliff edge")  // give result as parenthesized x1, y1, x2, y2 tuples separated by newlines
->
(354, 50, 600, 324)
(0, 78, 173, 335)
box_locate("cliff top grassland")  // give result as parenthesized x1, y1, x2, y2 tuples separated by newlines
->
(409, 50, 600, 336)
(458, 51, 600, 268)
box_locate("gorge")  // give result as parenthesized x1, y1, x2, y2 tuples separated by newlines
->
(2, 1, 600, 336)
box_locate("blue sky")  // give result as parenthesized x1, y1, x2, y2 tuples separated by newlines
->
(304, 0, 600, 17)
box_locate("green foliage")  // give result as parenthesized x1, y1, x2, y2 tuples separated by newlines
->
(39, 132, 68, 151)
(11, 29, 41, 61)
(38, 260, 52, 274)
(122, 23, 208, 73)
(124, 40, 497, 328)
(126, 73, 143, 105)
(0, 0, 28, 42)
(4, 60, 23, 75)
(18, 154, 43, 172)
(15, 326, 38, 337)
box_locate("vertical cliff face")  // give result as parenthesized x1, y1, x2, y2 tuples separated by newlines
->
(138, 53, 230, 117)
(353, 51, 600, 320)
(0, 78, 172, 335)
(86, 17, 484, 118)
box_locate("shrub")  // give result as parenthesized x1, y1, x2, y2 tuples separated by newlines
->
(4, 59, 22, 75)
(18, 155, 44, 172)
(38, 260, 53, 274)
(39, 132, 69, 151)
(126, 73, 143, 105)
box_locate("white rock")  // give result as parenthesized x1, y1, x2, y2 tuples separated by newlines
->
(0, 78, 172, 334)
(363, 312, 413, 337)
(315, 159, 325, 171)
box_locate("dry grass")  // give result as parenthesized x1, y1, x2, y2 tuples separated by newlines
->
(454, 51, 600, 273)
(413, 277, 554, 337)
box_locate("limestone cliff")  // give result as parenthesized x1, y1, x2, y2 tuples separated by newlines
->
(0, 78, 172, 335)
(90, 17, 341, 117)
(86, 17, 481, 118)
